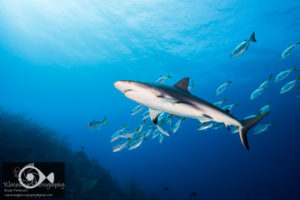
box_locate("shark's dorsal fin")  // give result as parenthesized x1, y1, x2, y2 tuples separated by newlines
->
(174, 78, 190, 92)
(149, 108, 162, 124)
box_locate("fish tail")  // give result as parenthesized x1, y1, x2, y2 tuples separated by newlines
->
(293, 65, 298, 71)
(270, 120, 276, 127)
(103, 117, 109, 125)
(222, 97, 228, 102)
(296, 42, 300, 45)
(268, 74, 273, 81)
(227, 80, 232, 84)
(238, 111, 270, 150)
(249, 32, 257, 42)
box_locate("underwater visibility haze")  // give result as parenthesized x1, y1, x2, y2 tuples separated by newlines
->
(0, 0, 300, 199)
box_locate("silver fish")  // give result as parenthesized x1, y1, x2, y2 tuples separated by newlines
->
(253, 121, 275, 134)
(259, 102, 272, 115)
(112, 140, 129, 152)
(155, 75, 172, 84)
(156, 124, 171, 136)
(111, 125, 128, 142)
(173, 118, 184, 133)
(221, 103, 238, 112)
(152, 129, 160, 139)
(281, 42, 300, 59)
(197, 122, 213, 131)
(216, 80, 232, 95)
(128, 137, 145, 150)
(280, 75, 299, 94)
(213, 97, 228, 107)
(230, 32, 256, 58)
(131, 104, 145, 116)
(259, 74, 273, 89)
(250, 87, 266, 100)
(275, 65, 298, 82)
(159, 134, 164, 144)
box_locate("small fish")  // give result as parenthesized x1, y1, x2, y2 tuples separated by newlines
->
(281, 42, 300, 59)
(141, 110, 150, 120)
(112, 140, 129, 152)
(216, 80, 232, 95)
(213, 97, 228, 107)
(156, 124, 171, 136)
(259, 102, 272, 115)
(152, 129, 160, 139)
(159, 134, 164, 143)
(144, 128, 152, 137)
(221, 102, 238, 112)
(173, 117, 185, 133)
(230, 126, 238, 134)
(137, 122, 146, 133)
(88, 117, 108, 130)
(158, 112, 167, 122)
(131, 104, 145, 116)
(189, 192, 197, 200)
(280, 74, 300, 94)
(259, 74, 273, 89)
(111, 124, 128, 142)
(275, 65, 298, 82)
(120, 130, 137, 139)
(197, 122, 213, 131)
(250, 87, 266, 100)
(128, 137, 145, 150)
(212, 122, 223, 130)
(253, 121, 275, 135)
(230, 32, 257, 58)
(243, 114, 257, 120)
(230, 114, 257, 134)
(155, 75, 172, 84)
(166, 115, 173, 127)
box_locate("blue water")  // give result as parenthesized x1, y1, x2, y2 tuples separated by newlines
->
(1, 0, 300, 199)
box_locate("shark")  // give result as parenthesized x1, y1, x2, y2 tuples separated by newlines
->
(114, 77, 270, 150)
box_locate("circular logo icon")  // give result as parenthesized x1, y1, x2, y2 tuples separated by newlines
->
(18, 163, 54, 189)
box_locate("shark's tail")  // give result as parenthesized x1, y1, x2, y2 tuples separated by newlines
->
(238, 111, 270, 150)
(249, 32, 257, 42)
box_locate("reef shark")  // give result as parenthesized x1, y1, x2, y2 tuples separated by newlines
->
(114, 77, 269, 150)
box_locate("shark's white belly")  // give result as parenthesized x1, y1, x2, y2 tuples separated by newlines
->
(125, 90, 240, 127)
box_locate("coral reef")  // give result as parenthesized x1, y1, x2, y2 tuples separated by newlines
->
(0, 109, 158, 200)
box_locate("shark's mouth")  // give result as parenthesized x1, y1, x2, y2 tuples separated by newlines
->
(124, 89, 134, 93)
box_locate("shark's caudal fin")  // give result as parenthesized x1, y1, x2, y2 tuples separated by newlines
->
(238, 111, 270, 150)
(249, 32, 257, 42)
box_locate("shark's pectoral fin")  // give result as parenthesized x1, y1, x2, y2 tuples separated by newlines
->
(225, 124, 230, 130)
(174, 77, 190, 92)
(149, 108, 163, 124)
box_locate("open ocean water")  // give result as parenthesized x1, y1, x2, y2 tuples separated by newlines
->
(0, 0, 299, 200)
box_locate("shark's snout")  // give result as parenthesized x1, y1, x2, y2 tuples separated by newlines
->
(114, 80, 134, 93)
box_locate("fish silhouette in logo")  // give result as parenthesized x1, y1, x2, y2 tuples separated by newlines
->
(18, 163, 54, 189)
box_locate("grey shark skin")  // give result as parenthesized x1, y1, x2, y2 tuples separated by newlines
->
(114, 77, 269, 150)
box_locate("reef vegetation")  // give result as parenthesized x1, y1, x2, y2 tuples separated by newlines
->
(0, 108, 158, 200)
